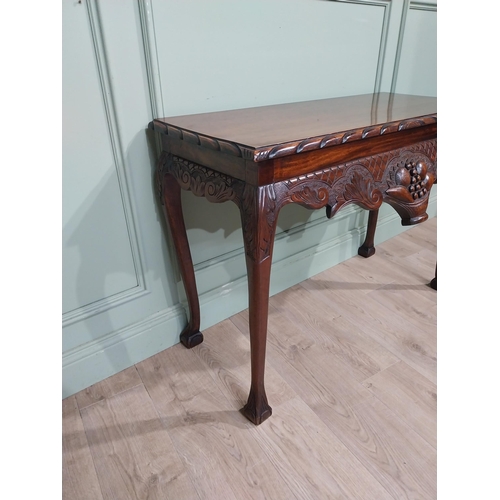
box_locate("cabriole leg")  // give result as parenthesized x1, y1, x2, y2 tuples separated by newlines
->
(358, 209, 379, 258)
(241, 253, 274, 425)
(160, 172, 203, 348)
(238, 185, 278, 425)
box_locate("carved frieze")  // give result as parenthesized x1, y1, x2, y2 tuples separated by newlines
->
(158, 154, 236, 203)
(272, 140, 436, 221)
(157, 139, 436, 260)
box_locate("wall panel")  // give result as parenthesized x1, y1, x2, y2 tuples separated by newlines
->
(394, 1, 437, 96)
(62, 0, 138, 316)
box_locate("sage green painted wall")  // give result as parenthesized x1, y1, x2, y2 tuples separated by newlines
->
(62, 0, 437, 398)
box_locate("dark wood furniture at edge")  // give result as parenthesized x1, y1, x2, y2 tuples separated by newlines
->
(149, 93, 437, 425)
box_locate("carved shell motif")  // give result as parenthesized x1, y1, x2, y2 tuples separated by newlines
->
(386, 160, 435, 203)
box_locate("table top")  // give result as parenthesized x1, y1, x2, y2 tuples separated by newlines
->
(151, 93, 437, 162)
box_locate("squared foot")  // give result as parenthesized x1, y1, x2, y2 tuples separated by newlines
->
(180, 329, 203, 349)
(358, 245, 375, 258)
(241, 402, 272, 425)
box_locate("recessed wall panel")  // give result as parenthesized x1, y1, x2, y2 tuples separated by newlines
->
(62, 2, 138, 314)
(395, 5, 437, 96)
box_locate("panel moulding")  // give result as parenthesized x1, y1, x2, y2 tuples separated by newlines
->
(390, 0, 437, 93)
(138, 0, 181, 282)
(62, 286, 150, 327)
(409, 1, 437, 12)
(326, 0, 393, 93)
(138, 0, 164, 119)
(63, 0, 150, 327)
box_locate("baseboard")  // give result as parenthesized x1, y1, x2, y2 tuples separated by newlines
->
(62, 304, 186, 398)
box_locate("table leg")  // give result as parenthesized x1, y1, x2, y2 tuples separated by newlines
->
(241, 253, 273, 425)
(161, 174, 203, 348)
(358, 209, 378, 258)
(430, 264, 437, 290)
(238, 185, 278, 425)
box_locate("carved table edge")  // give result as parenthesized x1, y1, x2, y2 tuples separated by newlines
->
(148, 114, 437, 162)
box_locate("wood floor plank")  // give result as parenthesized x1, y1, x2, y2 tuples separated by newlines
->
(62, 396, 104, 500)
(313, 397, 437, 500)
(300, 278, 436, 384)
(270, 282, 341, 325)
(260, 333, 437, 498)
(331, 257, 406, 292)
(377, 226, 429, 257)
(337, 246, 433, 291)
(375, 247, 436, 286)
(368, 284, 437, 336)
(80, 385, 198, 500)
(196, 319, 297, 410)
(397, 218, 437, 250)
(234, 299, 399, 383)
(248, 397, 393, 500)
(362, 361, 437, 449)
(137, 343, 298, 500)
(394, 247, 436, 276)
(232, 308, 374, 428)
(75, 366, 143, 410)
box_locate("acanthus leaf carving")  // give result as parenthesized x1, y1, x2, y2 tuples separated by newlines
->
(326, 168, 383, 219)
(235, 183, 279, 264)
(343, 170, 383, 209)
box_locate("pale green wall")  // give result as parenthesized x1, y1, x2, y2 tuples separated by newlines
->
(62, 0, 437, 398)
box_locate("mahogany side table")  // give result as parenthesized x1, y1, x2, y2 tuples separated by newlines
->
(149, 92, 437, 425)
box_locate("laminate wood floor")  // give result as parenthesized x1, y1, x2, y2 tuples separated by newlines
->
(63, 217, 437, 500)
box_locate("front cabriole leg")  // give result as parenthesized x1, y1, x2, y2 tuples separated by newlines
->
(235, 183, 280, 425)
